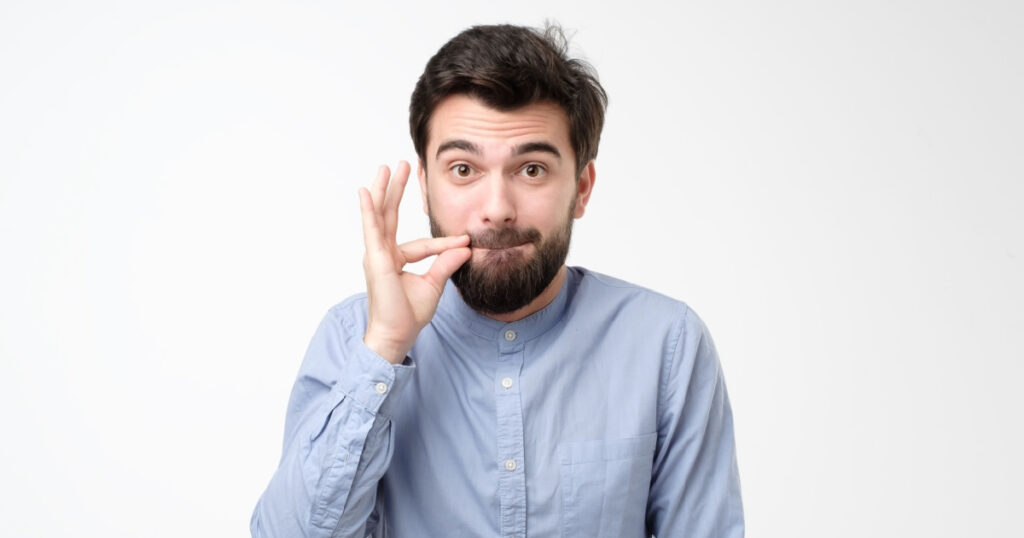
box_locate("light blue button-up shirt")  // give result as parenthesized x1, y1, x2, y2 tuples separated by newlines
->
(252, 267, 743, 537)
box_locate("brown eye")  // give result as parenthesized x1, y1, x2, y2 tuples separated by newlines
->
(524, 164, 543, 177)
(454, 164, 471, 177)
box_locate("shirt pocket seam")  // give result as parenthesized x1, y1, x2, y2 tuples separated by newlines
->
(558, 432, 658, 464)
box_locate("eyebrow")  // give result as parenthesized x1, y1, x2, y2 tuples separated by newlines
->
(436, 139, 481, 158)
(435, 139, 562, 160)
(513, 142, 561, 160)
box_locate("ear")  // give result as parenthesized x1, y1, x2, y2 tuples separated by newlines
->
(417, 159, 429, 215)
(572, 161, 596, 219)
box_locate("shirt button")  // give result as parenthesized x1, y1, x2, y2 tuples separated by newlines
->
(501, 377, 513, 390)
(504, 329, 517, 341)
(504, 459, 517, 472)
(374, 382, 388, 394)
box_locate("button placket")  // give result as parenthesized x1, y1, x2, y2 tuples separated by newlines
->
(495, 332, 526, 537)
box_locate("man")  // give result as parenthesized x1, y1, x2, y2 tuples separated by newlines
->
(252, 24, 743, 537)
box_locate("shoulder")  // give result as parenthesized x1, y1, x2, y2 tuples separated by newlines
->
(567, 266, 712, 350)
(323, 293, 370, 331)
(569, 266, 693, 319)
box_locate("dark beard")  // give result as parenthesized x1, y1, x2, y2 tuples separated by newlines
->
(429, 214, 572, 315)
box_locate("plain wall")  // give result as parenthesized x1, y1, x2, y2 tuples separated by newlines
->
(1, 1, 1021, 536)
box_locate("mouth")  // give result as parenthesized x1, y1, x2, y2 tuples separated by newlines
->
(473, 242, 529, 251)
(471, 242, 533, 264)
(465, 227, 541, 253)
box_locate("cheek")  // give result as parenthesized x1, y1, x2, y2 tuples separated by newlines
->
(523, 191, 576, 224)
(427, 189, 473, 228)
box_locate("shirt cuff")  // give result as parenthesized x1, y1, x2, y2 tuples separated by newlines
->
(332, 339, 415, 419)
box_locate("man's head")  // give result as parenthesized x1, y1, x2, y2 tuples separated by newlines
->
(410, 24, 607, 316)
(410, 24, 607, 179)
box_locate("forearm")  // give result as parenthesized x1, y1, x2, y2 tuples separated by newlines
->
(251, 386, 396, 537)
(252, 304, 413, 537)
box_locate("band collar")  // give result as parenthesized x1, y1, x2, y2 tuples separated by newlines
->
(435, 266, 576, 343)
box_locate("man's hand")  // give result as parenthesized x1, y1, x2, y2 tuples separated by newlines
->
(359, 161, 471, 364)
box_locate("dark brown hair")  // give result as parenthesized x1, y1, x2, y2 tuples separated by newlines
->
(409, 24, 608, 177)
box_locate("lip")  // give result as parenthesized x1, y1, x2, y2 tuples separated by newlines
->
(474, 243, 529, 251)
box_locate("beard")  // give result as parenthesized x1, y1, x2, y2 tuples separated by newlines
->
(429, 207, 574, 315)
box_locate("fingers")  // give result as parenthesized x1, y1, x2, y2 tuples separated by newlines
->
(364, 162, 410, 241)
(382, 161, 410, 238)
(358, 187, 383, 252)
(361, 164, 392, 249)
(361, 162, 408, 244)
(398, 235, 470, 263)
(361, 162, 432, 277)
(423, 246, 472, 291)
(369, 164, 390, 215)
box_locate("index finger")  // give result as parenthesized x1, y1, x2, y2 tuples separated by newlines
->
(398, 235, 470, 263)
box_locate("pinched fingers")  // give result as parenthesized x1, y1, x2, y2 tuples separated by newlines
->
(398, 235, 471, 263)
(423, 247, 472, 290)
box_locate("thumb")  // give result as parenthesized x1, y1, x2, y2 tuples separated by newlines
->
(423, 247, 471, 290)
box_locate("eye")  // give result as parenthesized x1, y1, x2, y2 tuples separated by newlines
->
(521, 164, 546, 178)
(451, 163, 473, 178)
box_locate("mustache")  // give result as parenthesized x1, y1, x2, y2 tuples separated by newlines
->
(468, 227, 542, 249)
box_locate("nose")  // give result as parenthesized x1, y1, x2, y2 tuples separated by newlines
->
(480, 175, 516, 225)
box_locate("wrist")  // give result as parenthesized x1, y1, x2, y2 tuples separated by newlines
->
(363, 333, 410, 365)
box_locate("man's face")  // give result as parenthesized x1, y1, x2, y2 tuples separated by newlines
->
(418, 94, 595, 315)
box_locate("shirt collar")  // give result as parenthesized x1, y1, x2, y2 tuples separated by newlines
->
(435, 267, 576, 343)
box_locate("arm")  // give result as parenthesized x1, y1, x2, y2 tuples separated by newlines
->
(646, 307, 745, 537)
(250, 305, 412, 538)
(252, 163, 471, 537)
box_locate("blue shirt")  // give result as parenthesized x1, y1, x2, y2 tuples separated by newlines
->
(252, 266, 744, 537)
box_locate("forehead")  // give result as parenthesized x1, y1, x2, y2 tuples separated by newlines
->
(426, 95, 572, 158)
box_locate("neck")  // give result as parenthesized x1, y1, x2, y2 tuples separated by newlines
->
(483, 265, 567, 323)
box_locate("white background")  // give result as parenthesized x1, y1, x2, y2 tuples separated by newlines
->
(1, 1, 1021, 536)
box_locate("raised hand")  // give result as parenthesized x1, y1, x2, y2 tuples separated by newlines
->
(358, 161, 471, 364)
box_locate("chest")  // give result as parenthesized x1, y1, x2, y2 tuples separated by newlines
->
(381, 332, 666, 537)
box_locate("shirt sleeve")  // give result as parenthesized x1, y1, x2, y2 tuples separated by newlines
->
(646, 306, 745, 537)
(251, 301, 414, 538)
